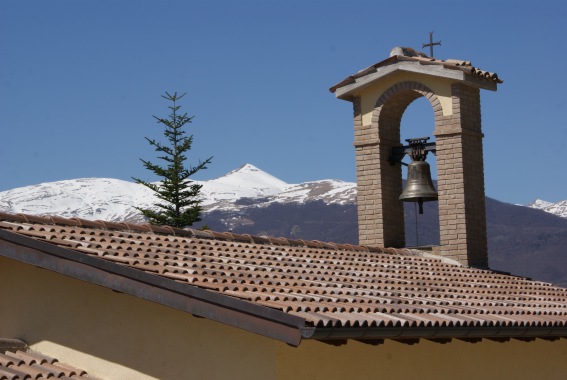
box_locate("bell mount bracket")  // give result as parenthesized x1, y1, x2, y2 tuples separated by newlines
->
(389, 137, 436, 165)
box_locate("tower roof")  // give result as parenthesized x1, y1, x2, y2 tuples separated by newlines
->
(330, 47, 503, 100)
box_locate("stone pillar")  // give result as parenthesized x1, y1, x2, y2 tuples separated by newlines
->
(353, 97, 405, 248)
(433, 84, 488, 268)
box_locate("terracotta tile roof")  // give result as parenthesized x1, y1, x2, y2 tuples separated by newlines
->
(329, 50, 503, 94)
(0, 212, 566, 345)
(0, 339, 94, 379)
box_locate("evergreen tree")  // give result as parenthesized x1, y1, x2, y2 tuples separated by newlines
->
(133, 92, 212, 227)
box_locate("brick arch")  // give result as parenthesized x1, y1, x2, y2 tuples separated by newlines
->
(355, 81, 442, 249)
(351, 74, 489, 267)
(371, 81, 442, 143)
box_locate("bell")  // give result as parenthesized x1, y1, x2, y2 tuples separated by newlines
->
(399, 160, 438, 214)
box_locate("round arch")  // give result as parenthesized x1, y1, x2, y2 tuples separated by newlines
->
(371, 81, 443, 144)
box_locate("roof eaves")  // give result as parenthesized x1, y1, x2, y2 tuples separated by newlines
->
(302, 325, 567, 342)
(329, 55, 399, 95)
(333, 60, 469, 101)
(0, 229, 307, 346)
(330, 55, 501, 100)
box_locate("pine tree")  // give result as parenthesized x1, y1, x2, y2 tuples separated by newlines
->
(133, 92, 212, 227)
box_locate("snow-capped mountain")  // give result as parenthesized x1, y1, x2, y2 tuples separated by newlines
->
(2, 164, 566, 223)
(199, 164, 355, 211)
(0, 164, 356, 223)
(201, 164, 289, 211)
(0, 178, 155, 223)
(527, 199, 567, 219)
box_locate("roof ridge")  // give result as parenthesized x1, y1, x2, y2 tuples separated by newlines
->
(329, 53, 502, 93)
(0, 211, 413, 255)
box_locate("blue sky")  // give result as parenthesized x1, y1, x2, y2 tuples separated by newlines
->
(1, 0, 566, 205)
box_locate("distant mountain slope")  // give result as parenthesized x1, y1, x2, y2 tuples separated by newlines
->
(0, 164, 566, 285)
(486, 199, 567, 287)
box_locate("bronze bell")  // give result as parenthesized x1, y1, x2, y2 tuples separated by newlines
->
(399, 160, 438, 214)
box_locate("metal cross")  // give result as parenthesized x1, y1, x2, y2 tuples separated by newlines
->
(422, 31, 441, 58)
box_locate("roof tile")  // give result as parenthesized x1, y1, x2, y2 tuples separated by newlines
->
(0, 345, 93, 380)
(0, 213, 565, 341)
(329, 51, 503, 94)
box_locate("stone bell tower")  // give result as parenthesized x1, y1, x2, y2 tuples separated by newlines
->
(330, 47, 502, 268)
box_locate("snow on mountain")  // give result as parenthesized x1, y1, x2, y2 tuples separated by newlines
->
(0, 164, 356, 223)
(527, 199, 567, 219)
(3, 164, 566, 223)
(272, 180, 356, 205)
(0, 178, 156, 223)
(200, 164, 290, 211)
(527, 199, 553, 210)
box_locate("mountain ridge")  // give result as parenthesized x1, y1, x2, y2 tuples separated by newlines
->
(527, 198, 567, 219)
(0, 164, 358, 221)
(0, 163, 564, 221)
(1, 163, 566, 285)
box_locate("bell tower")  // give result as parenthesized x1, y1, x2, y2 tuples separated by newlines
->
(330, 48, 502, 268)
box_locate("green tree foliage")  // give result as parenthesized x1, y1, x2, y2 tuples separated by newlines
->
(133, 92, 212, 227)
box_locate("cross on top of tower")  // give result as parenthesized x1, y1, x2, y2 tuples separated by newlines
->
(422, 31, 441, 58)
